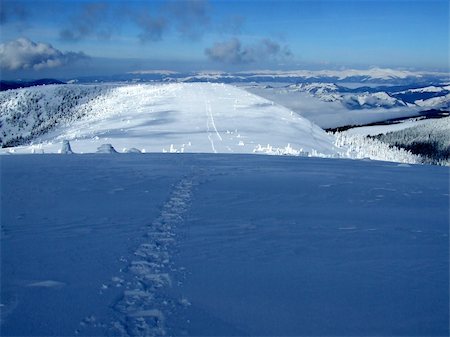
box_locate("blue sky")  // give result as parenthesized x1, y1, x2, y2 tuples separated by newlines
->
(0, 0, 448, 79)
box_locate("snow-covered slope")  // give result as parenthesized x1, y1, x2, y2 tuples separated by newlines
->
(1, 154, 448, 336)
(0, 83, 338, 156)
(341, 91, 407, 109)
(414, 93, 450, 109)
(374, 117, 450, 164)
(0, 84, 113, 147)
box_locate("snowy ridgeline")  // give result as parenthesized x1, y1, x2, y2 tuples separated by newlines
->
(1, 154, 448, 336)
(0, 83, 340, 157)
(1, 82, 448, 165)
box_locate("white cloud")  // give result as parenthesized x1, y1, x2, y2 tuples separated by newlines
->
(0, 37, 88, 71)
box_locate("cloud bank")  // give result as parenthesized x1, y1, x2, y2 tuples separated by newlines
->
(0, 38, 89, 71)
(205, 38, 292, 64)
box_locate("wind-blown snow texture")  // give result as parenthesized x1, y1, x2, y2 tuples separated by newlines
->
(1, 154, 448, 336)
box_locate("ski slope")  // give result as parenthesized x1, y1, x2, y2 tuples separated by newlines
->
(1, 83, 339, 157)
(1, 154, 448, 336)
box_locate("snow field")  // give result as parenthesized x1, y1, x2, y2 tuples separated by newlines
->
(1, 154, 448, 336)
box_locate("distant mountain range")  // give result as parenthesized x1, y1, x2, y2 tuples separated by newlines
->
(285, 82, 450, 110)
(2, 68, 447, 90)
(54, 67, 448, 86)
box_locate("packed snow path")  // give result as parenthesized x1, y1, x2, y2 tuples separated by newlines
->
(112, 176, 196, 336)
(1, 154, 448, 336)
(1, 83, 338, 156)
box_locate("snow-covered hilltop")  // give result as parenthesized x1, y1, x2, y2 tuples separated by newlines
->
(0, 83, 339, 156)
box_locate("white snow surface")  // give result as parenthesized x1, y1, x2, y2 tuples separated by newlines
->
(1, 83, 338, 156)
(1, 154, 448, 336)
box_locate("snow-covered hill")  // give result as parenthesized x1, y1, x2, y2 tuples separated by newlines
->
(0, 83, 339, 156)
(341, 91, 407, 109)
(1, 154, 448, 336)
(373, 117, 450, 164)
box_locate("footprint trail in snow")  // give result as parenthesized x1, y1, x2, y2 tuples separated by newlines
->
(111, 177, 196, 336)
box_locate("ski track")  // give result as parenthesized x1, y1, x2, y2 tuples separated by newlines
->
(204, 87, 223, 154)
(207, 99, 223, 142)
(205, 99, 217, 154)
(109, 177, 196, 336)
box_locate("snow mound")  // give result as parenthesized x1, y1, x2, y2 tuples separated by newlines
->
(96, 144, 118, 154)
(125, 147, 142, 154)
(1, 83, 340, 157)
